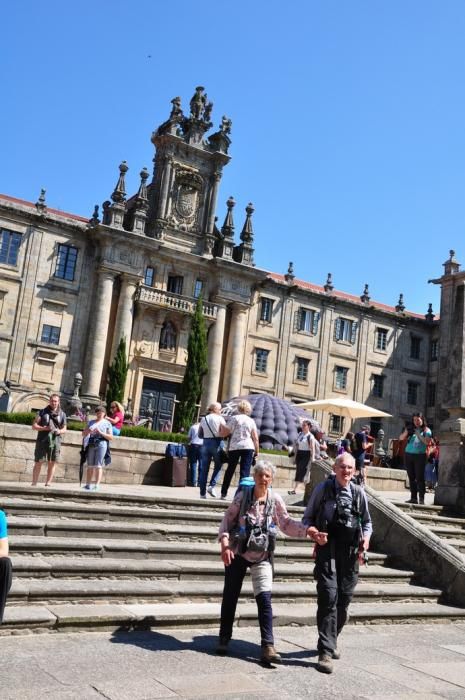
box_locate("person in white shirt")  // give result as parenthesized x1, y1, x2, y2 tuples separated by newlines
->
(187, 421, 203, 487)
(220, 400, 259, 499)
(199, 402, 226, 499)
(82, 406, 113, 491)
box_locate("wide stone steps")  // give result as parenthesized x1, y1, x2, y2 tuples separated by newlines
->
(3, 600, 465, 635)
(1, 485, 463, 633)
(9, 555, 413, 584)
(7, 577, 441, 606)
(392, 500, 465, 554)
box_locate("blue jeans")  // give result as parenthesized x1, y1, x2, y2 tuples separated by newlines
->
(188, 444, 202, 486)
(221, 449, 254, 497)
(199, 438, 223, 496)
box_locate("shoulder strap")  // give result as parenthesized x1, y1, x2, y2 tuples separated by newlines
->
(204, 415, 216, 437)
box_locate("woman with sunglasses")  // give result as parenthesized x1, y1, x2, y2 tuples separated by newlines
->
(107, 401, 124, 436)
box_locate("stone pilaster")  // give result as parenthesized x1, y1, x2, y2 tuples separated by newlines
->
(110, 275, 138, 361)
(223, 303, 248, 400)
(202, 303, 227, 409)
(82, 269, 116, 401)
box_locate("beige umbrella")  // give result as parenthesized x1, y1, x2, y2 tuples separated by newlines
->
(296, 397, 391, 420)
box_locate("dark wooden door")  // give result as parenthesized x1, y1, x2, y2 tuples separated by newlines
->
(139, 378, 179, 431)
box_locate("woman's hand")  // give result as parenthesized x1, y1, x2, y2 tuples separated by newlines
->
(221, 546, 234, 566)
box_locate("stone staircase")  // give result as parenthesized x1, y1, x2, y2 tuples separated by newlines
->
(2, 484, 465, 635)
(394, 500, 465, 555)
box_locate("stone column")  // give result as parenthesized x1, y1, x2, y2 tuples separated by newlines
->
(202, 303, 227, 409)
(83, 269, 116, 400)
(206, 173, 221, 234)
(110, 275, 138, 361)
(160, 156, 173, 219)
(223, 303, 248, 400)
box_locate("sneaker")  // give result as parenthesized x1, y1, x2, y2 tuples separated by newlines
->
(84, 484, 92, 491)
(317, 653, 333, 674)
(261, 645, 282, 665)
(332, 648, 341, 660)
(405, 498, 418, 504)
(220, 495, 227, 500)
(207, 486, 218, 498)
(419, 498, 425, 505)
(94, 485, 100, 492)
(200, 494, 207, 499)
(216, 636, 229, 655)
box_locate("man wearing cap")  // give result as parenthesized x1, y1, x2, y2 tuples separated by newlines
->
(352, 425, 370, 485)
(302, 453, 372, 674)
(0, 508, 12, 624)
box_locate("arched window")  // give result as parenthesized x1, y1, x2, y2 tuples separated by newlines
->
(159, 321, 177, 351)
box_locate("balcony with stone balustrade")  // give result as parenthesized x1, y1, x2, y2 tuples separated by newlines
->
(136, 285, 218, 320)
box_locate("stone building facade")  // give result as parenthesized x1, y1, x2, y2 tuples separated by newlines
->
(0, 87, 448, 441)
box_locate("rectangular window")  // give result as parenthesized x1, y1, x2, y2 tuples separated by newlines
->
(54, 244, 78, 281)
(372, 375, 384, 398)
(427, 382, 436, 407)
(335, 365, 348, 390)
(167, 275, 183, 295)
(296, 357, 309, 381)
(335, 317, 358, 344)
(259, 297, 274, 323)
(41, 324, 61, 345)
(410, 335, 421, 360)
(255, 348, 269, 373)
(296, 307, 320, 334)
(430, 339, 438, 361)
(0, 229, 21, 266)
(376, 328, 388, 351)
(330, 415, 345, 434)
(407, 381, 418, 405)
(144, 266, 155, 286)
(193, 279, 203, 299)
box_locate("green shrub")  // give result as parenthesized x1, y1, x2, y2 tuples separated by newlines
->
(0, 412, 36, 425)
(120, 426, 188, 443)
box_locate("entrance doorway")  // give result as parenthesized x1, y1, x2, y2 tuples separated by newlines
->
(139, 378, 180, 431)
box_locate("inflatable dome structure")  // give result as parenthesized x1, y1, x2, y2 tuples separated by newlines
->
(222, 394, 321, 450)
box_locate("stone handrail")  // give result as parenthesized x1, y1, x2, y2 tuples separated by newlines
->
(136, 286, 217, 320)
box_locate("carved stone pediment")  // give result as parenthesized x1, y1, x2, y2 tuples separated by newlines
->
(218, 275, 253, 301)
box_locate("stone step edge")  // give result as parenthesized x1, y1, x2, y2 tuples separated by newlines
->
(3, 600, 465, 635)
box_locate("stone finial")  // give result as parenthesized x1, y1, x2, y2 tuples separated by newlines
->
(240, 203, 254, 243)
(324, 273, 334, 293)
(443, 249, 461, 276)
(89, 205, 100, 226)
(135, 167, 149, 205)
(425, 303, 435, 322)
(221, 196, 235, 240)
(111, 161, 128, 203)
(395, 293, 405, 313)
(285, 262, 295, 283)
(360, 283, 370, 303)
(35, 188, 47, 213)
(220, 115, 232, 135)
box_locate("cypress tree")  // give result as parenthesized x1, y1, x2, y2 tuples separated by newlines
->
(175, 297, 208, 431)
(106, 337, 129, 409)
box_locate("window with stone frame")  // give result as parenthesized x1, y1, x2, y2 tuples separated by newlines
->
(329, 415, 345, 434)
(193, 279, 203, 299)
(144, 266, 155, 286)
(372, 374, 384, 398)
(255, 348, 269, 373)
(167, 275, 183, 295)
(296, 307, 320, 334)
(430, 339, 438, 361)
(41, 324, 61, 345)
(427, 382, 436, 407)
(407, 381, 419, 405)
(334, 365, 348, 391)
(295, 357, 309, 382)
(54, 244, 78, 281)
(376, 327, 388, 351)
(0, 229, 21, 266)
(334, 317, 358, 344)
(410, 335, 422, 360)
(159, 321, 177, 351)
(259, 297, 274, 323)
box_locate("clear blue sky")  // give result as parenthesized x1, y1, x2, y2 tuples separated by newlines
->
(2, 1, 465, 313)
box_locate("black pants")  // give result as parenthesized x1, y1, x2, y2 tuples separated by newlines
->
(219, 555, 273, 646)
(404, 452, 427, 502)
(314, 542, 358, 655)
(0, 557, 12, 624)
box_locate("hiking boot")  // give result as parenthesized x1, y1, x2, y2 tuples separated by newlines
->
(317, 653, 333, 674)
(261, 645, 282, 665)
(216, 637, 229, 655)
(332, 648, 341, 659)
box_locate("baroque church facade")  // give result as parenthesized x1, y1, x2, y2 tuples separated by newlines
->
(0, 87, 451, 441)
